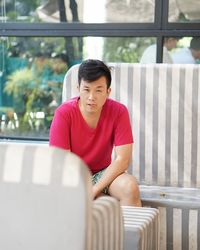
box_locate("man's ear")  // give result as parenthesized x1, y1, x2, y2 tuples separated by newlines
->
(77, 84, 80, 91)
(107, 88, 111, 96)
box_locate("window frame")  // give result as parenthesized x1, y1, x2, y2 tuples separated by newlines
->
(0, 0, 199, 55)
(0, 0, 200, 141)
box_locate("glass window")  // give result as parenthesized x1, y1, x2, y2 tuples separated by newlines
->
(0, 0, 155, 23)
(171, 37, 200, 64)
(0, 36, 152, 139)
(0, 37, 69, 139)
(169, 0, 200, 22)
(137, 37, 200, 64)
(105, 37, 156, 63)
(140, 37, 185, 64)
(139, 38, 160, 64)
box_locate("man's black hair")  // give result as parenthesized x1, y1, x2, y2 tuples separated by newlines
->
(78, 59, 112, 88)
(190, 37, 200, 50)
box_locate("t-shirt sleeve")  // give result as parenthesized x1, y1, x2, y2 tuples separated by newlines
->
(114, 106, 134, 146)
(49, 108, 71, 150)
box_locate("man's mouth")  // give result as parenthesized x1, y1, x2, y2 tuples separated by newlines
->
(87, 103, 96, 107)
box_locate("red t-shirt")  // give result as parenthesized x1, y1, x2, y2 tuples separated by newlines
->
(49, 97, 133, 174)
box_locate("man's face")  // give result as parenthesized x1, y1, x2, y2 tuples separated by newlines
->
(165, 38, 178, 50)
(192, 49, 200, 60)
(78, 76, 111, 114)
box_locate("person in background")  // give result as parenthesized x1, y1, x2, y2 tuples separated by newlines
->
(140, 37, 178, 63)
(49, 59, 142, 207)
(172, 37, 200, 64)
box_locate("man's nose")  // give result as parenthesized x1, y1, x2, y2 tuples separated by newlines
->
(88, 91, 96, 100)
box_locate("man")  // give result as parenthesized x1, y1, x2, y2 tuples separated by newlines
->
(50, 59, 141, 206)
(140, 37, 178, 63)
(172, 37, 200, 64)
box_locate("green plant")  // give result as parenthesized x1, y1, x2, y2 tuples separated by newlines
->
(4, 66, 54, 133)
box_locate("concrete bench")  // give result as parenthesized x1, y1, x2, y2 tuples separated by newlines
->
(63, 63, 200, 250)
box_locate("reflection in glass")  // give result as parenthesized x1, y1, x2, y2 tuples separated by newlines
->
(171, 37, 200, 64)
(0, 36, 152, 138)
(105, 0, 154, 23)
(0, 37, 69, 139)
(140, 37, 180, 64)
(0, 0, 155, 23)
(169, 0, 200, 22)
(103, 37, 155, 63)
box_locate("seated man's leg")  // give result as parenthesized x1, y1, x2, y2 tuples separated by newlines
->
(108, 173, 142, 207)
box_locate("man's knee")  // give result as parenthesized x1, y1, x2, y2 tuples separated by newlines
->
(121, 174, 140, 198)
(109, 173, 141, 206)
(109, 173, 140, 200)
(109, 174, 141, 207)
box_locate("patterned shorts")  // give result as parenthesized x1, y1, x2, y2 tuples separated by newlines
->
(92, 168, 109, 194)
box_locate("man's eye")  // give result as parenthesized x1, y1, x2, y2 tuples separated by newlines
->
(96, 90, 102, 92)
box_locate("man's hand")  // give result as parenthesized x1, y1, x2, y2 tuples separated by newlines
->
(92, 144, 132, 200)
(92, 185, 101, 199)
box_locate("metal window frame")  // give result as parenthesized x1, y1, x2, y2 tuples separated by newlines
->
(0, 1, 199, 51)
(0, 0, 200, 141)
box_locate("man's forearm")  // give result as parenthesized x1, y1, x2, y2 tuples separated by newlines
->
(93, 157, 129, 197)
